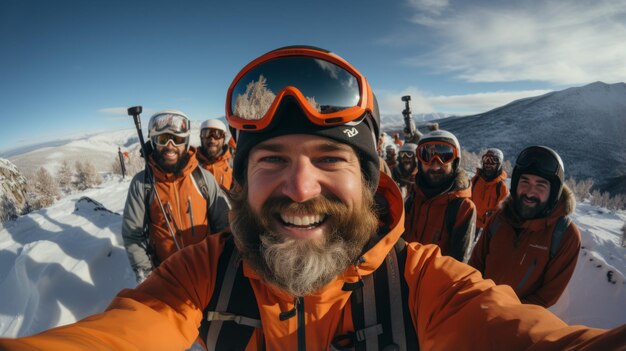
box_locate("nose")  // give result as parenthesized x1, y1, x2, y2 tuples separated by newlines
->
(282, 157, 321, 203)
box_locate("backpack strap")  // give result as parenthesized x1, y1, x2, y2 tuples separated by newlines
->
(141, 167, 159, 266)
(495, 180, 502, 199)
(444, 198, 464, 236)
(550, 216, 571, 260)
(192, 166, 211, 200)
(332, 238, 418, 351)
(199, 237, 262, 350)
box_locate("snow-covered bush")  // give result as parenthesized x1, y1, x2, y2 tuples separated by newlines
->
(27, 167, 60, 210)
(56, 160, 74, 194)
(74, 161, 102, 191)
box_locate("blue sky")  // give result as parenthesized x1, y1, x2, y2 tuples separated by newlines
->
(1, 0, 625, 153)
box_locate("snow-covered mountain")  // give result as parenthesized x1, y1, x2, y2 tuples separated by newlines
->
(381, 112, 453, 129)
(434, 82, 626, 194)
(0, 177, 624, 340)
(3, 120, 218, 178)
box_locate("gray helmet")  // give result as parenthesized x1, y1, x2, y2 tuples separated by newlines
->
(482, 148, 504, 172)
(417, 130, 461, 169)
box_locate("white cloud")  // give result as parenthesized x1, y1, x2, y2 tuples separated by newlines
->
(404, 0, 626, 85)
(377, 86, 551, 115)
(407, 0, 449, 15)
(97, 107, 128, 115)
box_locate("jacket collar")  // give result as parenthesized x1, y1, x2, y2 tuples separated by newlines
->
(501, 184, 575, 230)
(149, 147, 198, 182)
(475, 168, 508, 184)
(197, 146, 231, 165)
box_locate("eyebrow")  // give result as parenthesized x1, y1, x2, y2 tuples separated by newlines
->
(520, 175, 550, 185)
(252, 140, 354, 154)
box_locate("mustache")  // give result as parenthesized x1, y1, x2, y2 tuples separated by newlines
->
(521, 195, 540, 204)
(260, 195, 347, 223)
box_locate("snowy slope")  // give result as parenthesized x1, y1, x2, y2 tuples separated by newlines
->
(0, 177, 624, 339)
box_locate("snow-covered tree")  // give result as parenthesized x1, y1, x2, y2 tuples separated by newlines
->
(56, 159, 74, 193)
(74, 161, 102, 191)
(27, 167, 60, 209)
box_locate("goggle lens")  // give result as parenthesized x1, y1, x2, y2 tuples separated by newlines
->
(230, 56, 361, 121)
(152, 134, 188, 147)
(400, 152, 415, 159)
(201, 128, 225, 139)
(515, 148, 561, 174)
(482, 155, 499, 164)
(417, 142, 456, 164)
(149, 113, 190, 134)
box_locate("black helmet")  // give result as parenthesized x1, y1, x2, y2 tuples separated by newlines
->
(511, 146, 565, 215)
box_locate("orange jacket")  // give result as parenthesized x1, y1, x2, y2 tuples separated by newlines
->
(196, 147, 234, 190)
(468, 185, 581, 308)
(471, 169, 509, 229)
(147, 148, 229, 262)
(0, 174, 621, 350)
(121, 147, 230, 274)
(404, 169, 476, 262)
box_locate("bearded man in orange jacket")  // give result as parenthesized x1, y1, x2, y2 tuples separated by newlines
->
(471, 148, 509, 232)
(403, 130, 476, 262)
(470, 146, 580, 308)
(121, 110, 230, 283)
(197, 118, 234, 190)
(1, 46, 623, 351)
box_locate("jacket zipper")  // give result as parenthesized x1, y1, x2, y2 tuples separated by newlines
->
(516, 258, 537, 290)
(296, 296, 305, 351)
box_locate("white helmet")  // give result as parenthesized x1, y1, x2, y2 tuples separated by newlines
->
(148, 110, 191, 138)
(200, 118, 227, 132)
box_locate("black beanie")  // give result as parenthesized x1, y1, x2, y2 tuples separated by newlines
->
(232, 96, 380, 194)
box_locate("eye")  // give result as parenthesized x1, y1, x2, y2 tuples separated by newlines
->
(318, 156, 343, 164)
(258, 155, 286, 164)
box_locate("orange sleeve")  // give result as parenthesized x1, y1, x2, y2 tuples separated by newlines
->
(405, 243, 611, 350)
(0, 236, 225, 351)
(521, 223, 581, 307)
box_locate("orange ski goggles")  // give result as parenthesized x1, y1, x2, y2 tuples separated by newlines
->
(417, 141, 458, 165)
(226, 46, 375, 131)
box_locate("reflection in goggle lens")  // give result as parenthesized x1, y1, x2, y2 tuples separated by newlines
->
(201, 129, 225, 139)
(152, 134, 188, 147)
(231, 56, 360, 120)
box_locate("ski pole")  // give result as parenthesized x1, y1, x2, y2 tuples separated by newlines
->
(127, 106, 182, 257)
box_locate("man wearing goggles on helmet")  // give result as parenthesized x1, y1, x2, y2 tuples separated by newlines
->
(121, 110, 229, 283)
(197, 118, 234, 190)
(470, 146, 581, 308)
(3, 47, 622, 351)
(404, 130, 477, 263)
(391, 143, 418, 198)
(470, 148, 509, 235)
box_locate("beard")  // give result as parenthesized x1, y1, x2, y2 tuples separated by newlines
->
(153, 148, 189, 174)
(202, 141, 224, 160)
(482, 168, 498, 180)
(514, 194, 548, 219)
(230, 183, 378, 297)
(423, 168, 452, 187)
(401, 160, 415, 173)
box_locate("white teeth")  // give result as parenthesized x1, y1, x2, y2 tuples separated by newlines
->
(280, 214, 324, 227)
